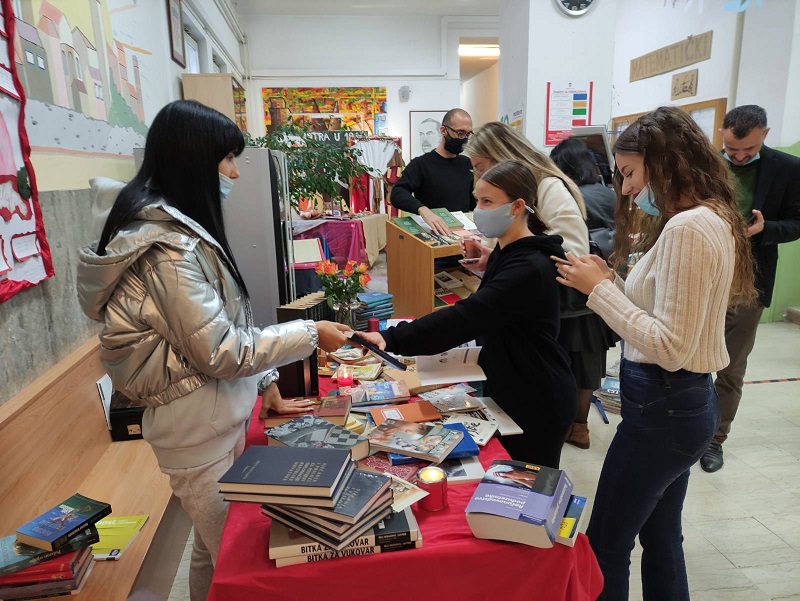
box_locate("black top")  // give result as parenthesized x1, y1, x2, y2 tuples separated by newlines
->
(381, 235, 577, 438)
(746, 145, 800, 306)
(579, 182, 616, 230)
(390, 150, 474, 214)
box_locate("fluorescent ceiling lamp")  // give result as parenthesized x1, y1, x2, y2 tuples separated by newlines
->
(458, 44, 500, 58)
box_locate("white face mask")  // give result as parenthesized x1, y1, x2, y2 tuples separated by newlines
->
(723, 151, 760, 166)
(472, 202, 516, 238)
(219, 173, 235, 202)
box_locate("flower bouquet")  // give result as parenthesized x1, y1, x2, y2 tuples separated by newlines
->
(315, 260, 371, 326)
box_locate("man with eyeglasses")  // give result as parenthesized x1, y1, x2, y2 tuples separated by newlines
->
(392, 108, 475, 236)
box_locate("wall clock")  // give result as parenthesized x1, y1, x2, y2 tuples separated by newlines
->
(554, 0, 597, 17)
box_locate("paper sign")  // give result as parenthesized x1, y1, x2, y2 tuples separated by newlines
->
(545, 82, 593, 146)
(11, 232, 39, 261)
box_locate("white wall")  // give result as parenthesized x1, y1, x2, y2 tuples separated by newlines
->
(497, 0, 530, 132)
(242, 14, 497, 162)
(460, 62, 499, 127)
(781, 5, 800, 146)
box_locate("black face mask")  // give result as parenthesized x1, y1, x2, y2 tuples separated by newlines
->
(443, 134, 467, 155)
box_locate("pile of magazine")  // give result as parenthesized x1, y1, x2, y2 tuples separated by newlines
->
(593, 376, 621, 414)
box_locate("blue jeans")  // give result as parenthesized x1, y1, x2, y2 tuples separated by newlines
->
(586, 359, 719, 601)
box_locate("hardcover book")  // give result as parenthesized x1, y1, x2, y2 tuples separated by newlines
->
(261, 395, 352, 428)
(0, 547, 86, 586)
(357, 452, 427, 482)
(466, 460, 574, 548)
(274, 538, 421, 568)
(0, 528, 98, 578)
(0, 547, 93, 598)
(279, 471, 392, 525)
(389, 422, 479, 465)
(261, 503, 393, 552)
(15, 494, 112, 552)
(359, 381, 411, 405)
(556, 495, 587, 547)
(223, 462, 356, 508)
(368, 400, 441, 426)
(90, 515, 149, 560)
(276, 492, 393, 536)
(268, 507, 419, 560)
(218, 445, 352, 497)
(366, 419, 463, 464)
(265, 415, 370, 461)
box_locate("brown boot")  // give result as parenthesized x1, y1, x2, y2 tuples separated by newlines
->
(565, 422, 590, 449)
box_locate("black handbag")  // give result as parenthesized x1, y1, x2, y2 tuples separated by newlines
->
(588, 227, 614, 260)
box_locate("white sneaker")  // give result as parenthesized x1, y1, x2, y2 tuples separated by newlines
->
(606, 359, 620, 378)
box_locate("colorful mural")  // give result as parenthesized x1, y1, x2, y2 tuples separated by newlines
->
(262, 86, 387, 134)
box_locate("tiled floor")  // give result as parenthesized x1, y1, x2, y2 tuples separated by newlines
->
(168, 251, 800, 600)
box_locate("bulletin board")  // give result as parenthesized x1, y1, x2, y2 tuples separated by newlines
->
(610, 98, 728, 150)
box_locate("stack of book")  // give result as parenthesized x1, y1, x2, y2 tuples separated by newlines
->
(261, 394, 352, 428)
(219, 446, 398, 556)
(268, 507, 421, 567)
(0, 493, 112, 599)
(265, 414, 371, 461)
(593, 376, 621, 415)
(353, 292, 394, 331)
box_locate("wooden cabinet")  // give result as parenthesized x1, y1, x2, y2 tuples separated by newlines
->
(386, 221, 461, 318)
(182, 73, 247, 132)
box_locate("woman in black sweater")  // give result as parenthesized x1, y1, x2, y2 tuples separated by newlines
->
(360, 161, 577, 469)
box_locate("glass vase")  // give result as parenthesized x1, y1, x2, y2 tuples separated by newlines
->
(332, 299, 359, 328)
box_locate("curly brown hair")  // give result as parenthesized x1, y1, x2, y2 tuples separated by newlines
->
(611, 106, 756, 307)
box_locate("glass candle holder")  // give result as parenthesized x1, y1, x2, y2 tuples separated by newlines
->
(337, 367, 354, 387)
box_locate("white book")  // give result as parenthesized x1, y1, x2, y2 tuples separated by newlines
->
(441, 414, 498, 446)
(450, 211, 478, 230)
(415, 347, 486, 386)
(476, 396, 524, 436)
(439, 456, 485, 484)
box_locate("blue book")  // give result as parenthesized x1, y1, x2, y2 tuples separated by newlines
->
(389, 422, 479, 465)
(15, 494, 111, 552)
(357, 292, 393, 308)
(556, 495, 587, 547)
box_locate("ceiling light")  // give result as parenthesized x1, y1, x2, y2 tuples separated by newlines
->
(458, 44, 500, 58)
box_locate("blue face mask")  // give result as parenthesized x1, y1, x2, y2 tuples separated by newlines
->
(632, 185, 660, 216)
(219, 173, 235, 202)
(723, 152, 760, 166)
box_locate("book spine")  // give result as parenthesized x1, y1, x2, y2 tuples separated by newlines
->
(275, 539, 419, 567)
(545, 474, 574, 544)
(0, 531, 98, 577)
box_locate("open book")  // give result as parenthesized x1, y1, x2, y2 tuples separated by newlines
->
(415, 347, 486, 386)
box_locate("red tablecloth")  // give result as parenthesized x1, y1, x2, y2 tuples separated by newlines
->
(209, 383, 604, 601)
(294, 219, 367, 268)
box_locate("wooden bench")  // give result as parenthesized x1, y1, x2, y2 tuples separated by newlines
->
(0, 337, 192, 600)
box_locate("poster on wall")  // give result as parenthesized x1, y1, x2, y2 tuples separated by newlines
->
(262, 87, 387, 134)
(544, 81, 593, 147)
(409, 110, 446, 159)
(0, 1, 54, 303)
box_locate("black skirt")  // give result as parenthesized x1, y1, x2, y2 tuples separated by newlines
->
(558, 312, 619, 390)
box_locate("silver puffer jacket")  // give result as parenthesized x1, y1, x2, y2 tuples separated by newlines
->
(77, 201, 317, 408)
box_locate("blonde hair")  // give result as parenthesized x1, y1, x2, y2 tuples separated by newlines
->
(464, 122, 587, 219)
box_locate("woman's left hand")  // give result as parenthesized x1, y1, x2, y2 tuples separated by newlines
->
(553, 251, 608, 296)
(259, 383, 316, 420)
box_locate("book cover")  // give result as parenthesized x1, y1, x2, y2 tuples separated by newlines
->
(223, 462, 356, 508)
(360, 381, 410, 404)
(328, 347, 371, 365)
(261, 395, 352, 428)
(415, 347, 486, 386)
(280, 471, 392, 525)
(434, 291, 462, 306)
(0, 548, 85, 586)
(274, 537, 421, 568)
(474, 397, 524, 436)
(266, 415, 370, 461)
(0, 528, 98, 578)
(440, 414, 498, 446)
(357, 453, 426, 482)
(356, 291, 393, 308)
(0, 547, 93, 598)
(466, 460, 574, 548)
(366, 419, 463, 464)
(369, 400, 441, 427)
(262, 503, 393, 552)
(386, 475, 428, 513)
(556, 495, 587, 547)
(439, 456, 486, 484)
(90, 515, 149, 560)
(389, 422, 478, 465)
(268, 507, 419, 559)
(15, 494, 112, 552)
(218, 445, 352, 497)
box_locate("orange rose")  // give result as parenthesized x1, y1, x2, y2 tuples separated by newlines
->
(324, 262, 337, 276)
(356, 262, 368, 273)
(359, 273, 371, 287)
(314, 260, 326, 275)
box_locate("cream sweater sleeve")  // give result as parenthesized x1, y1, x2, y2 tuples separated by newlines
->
(537, 177, 590, 256)
(587, 220, 729, 372)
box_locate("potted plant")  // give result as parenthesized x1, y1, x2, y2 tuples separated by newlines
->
(246, 121, 369, 213)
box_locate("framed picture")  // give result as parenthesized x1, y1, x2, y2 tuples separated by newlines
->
(166, 0, 186, 68)
(409, 110, 446, 159)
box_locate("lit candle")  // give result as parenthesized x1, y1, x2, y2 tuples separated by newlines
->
(417, 466, 448, 511)
(338, 367, 354, 387)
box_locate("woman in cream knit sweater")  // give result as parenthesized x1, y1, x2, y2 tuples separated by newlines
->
(554, 107, 756, 601)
